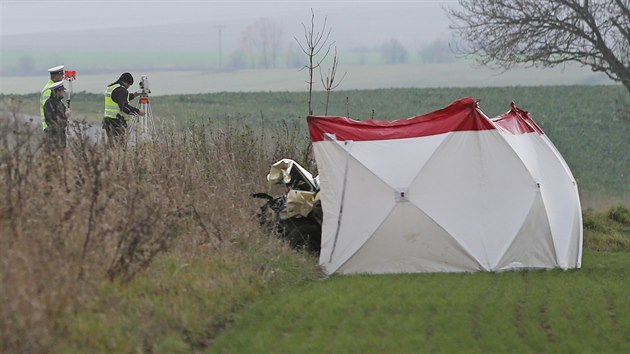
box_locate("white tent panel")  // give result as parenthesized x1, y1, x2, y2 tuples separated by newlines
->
(325, 155, 399, 272)
(314, 141, 354, 264)
(499, 133, 582, 268)
(494, 193, 557, 270)
(345, 134, 450, 188)
(410, 130, 538, 270)
(562, 201, 583, 268)
(337, 202, 482, 274)
(540, 134, 583, 268)
(315, 136, 449, 272)
(315, 141, 400, 272)
(541, 134, 578, 182)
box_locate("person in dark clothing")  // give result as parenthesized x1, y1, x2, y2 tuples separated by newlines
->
(103, 72, 145, 146)
(40, 65, 65, 130)
(43, 81, 71, 149)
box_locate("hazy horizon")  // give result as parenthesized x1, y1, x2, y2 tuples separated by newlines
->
(1, 1, 455, 49)
(0, 0, 615, 94)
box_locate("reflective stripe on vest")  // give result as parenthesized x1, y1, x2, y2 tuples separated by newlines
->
(104, 84, 122, 118)
(40, 79, 53, 130)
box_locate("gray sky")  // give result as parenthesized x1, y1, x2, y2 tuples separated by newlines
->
(0, 0, 612, 94)
(1, 0, 457, 49)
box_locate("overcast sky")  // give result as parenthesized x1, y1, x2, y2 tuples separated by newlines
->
(0, 1, 612, 94)
(1, 0, 457, 47)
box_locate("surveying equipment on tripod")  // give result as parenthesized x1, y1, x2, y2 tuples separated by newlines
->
(63, 69, 76, 135)
(63, 70, 77, 107)
(139, 75, 151, 95)
(129, 75, 156, 141)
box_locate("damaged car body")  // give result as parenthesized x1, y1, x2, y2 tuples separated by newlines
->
(252, 159, 322, 254)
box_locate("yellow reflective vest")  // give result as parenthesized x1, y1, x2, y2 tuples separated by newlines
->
(40, 79, 54, 130)
(104, 83, 122, 119)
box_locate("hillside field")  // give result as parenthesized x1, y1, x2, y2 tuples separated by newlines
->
(3, 84, 629, 209)
(0, 62, 610, 95)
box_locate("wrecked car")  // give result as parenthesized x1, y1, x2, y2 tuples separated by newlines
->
(252, 159, 322, 254)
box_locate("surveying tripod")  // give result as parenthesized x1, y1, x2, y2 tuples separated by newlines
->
(128, 75, 156, 141)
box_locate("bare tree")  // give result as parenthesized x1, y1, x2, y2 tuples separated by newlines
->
(285, 43, 304, 69)
(238, 26, 257, 69)
(448, 0, 630, 96)
(320, 47, 346, 115)
(240, 18, 284, 69)
(381, 38, 409, 64)
(16, 56, 36, 75)
(253, 18, 284, 69)
(295, 9, 333, 115)
(419, 39, 458, 64)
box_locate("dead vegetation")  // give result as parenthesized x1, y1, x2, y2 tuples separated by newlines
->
(0, 102, 315, 353)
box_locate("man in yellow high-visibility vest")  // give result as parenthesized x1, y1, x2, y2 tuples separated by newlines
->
(40, 65, 65, 130)
(103, 72, 145, 146)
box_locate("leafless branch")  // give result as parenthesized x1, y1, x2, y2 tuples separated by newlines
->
(319, 47, 347, 115)
(447, 0, 630, 94)
(294, 9, 334, 115)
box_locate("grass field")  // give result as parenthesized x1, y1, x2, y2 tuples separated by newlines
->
(4, 84, 629, 208)
(51, 248, 319, 354)
(41, 205, 630, 353)
(208, 251, 630, 353)
(0, 62, 610, 95)
(2, 104, 629, 353)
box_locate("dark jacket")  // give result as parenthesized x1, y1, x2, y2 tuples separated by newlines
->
(109, 80, 140, 118)
(43, 95, 67, 131)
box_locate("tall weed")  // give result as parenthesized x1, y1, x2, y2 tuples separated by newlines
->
(0, 108, 315, 353)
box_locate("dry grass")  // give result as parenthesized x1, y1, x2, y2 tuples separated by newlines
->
(0, 99, 316, 353)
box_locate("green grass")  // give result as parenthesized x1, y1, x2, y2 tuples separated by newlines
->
(207, 251, 630, 353)
(53, 247, 320, 353)
(48, 204, 630, 353)
(49, 207, 630, 353)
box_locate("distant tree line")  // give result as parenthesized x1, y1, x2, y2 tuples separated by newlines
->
(1, 18, 460, 77)
(224, 18, 459, 70)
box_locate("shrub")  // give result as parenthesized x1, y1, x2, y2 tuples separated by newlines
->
(608, 205, 630, 225)
(583, 207, 630, 252)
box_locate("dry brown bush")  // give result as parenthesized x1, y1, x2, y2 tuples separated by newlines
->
(0, 106, 312, 353)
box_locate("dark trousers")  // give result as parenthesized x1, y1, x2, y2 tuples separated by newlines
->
(45, 125, 67, 149)
(103, 116, 127, 146)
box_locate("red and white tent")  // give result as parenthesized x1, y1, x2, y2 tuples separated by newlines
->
(307, 97, 582, 275)
(492, 102, 582, 270)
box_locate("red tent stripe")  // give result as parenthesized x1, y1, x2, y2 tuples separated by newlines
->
(308, 97, 496, 142)
(492, 102, 545, 136)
